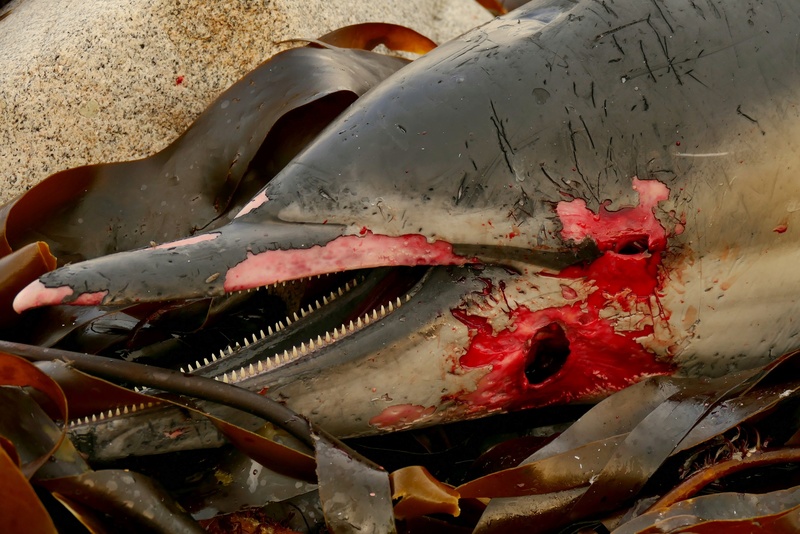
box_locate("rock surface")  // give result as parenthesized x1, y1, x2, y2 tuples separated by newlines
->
(0, 0, 491, 203)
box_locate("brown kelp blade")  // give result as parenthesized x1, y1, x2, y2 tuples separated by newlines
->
(0, 46, 407, 264)
(0, 353, 68, 477)
(473, 0, 530, 16)
(0, 354, 202, 532)
(37, 358, 318, 483)
(314, 427, 396, 533)
(315, 22, 437, 54)
(380, 351, 800, 532)
(613, 487, 800, 534)
(0, 242, 55, 332)
(0, 444, 57, 534)
(43, 470, 206, 534)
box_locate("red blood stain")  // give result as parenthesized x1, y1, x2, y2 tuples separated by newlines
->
(369, 179, 677, 430)
(369, 404, 436, 430)
(447, 178, 675, 415)
(175, 76, 184, 85)
(359, 226, 368, 235)
(774, 224, 788, 234)
(449, 305, 671, 412)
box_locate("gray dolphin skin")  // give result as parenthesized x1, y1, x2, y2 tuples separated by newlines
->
(17, 0, 800, 457)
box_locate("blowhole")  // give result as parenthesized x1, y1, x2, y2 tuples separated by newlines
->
(615, 236, 650, 255)
(524, 322, 570, 384)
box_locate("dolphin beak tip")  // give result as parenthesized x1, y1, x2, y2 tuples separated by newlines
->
(14, 280, 50, 313)
(13, 280, 87, 313)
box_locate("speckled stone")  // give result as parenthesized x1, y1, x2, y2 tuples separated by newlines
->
(0, 0, 490, 203)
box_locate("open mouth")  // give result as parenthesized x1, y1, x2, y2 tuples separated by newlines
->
(184, 266, 430, 384)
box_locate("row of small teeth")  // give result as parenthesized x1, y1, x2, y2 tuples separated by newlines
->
(68, 291, 410, 426)
(219, 294, 411, 384)
(231, 273, 330, 293)
(69, 402, 158, 427)
(181, 277, 362, 373)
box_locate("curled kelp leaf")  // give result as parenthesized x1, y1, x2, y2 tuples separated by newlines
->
(0, 242, 56, 332)
(614, 487, 800, 534)
(43, 470, 205, 534)
(391, 465, 460, 520)
(474, 0, 531, 16)
(0, 47, 408, 264)
(649, 448, 800, 512)
(315, 23, 437, 54)
(458, 435, 626, 500)
(0, 442, 57, 534)
(0, 353, 67, 477)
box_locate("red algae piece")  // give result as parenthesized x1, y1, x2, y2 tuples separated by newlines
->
(370, 404, 436, 430)
(224, 232, 469, 292)
(154, 232, 219, 250)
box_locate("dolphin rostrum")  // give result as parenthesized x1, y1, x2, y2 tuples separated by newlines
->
(15, 0, 800, 455)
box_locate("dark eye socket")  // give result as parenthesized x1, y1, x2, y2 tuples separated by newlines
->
(524, 322, 570, 384)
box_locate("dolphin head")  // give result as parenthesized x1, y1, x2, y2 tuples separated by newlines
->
(15, 0, 800, 435)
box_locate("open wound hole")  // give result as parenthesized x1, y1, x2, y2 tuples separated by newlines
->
(614, 235, 650, 255)
(524, 322, 570, 384)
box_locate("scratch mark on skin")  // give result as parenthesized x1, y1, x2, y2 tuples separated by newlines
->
(650, 0, 675, 34)
(685, 69, 708, 88)
(737, 105, 766, 135)
(568, 119, 598, 204)
(594, 0, 619, 18)
(646, 16, 683, 86)
(604, 137, 616, 183)
(579, 115, 595, 150)
(490, 100, 515, 176)
(540, 166, 562, 191)
(689, 0, 705, 19)
(640, 40, 657, 82)
(612, 35, 625, 56)
(594, 17, 648, 41)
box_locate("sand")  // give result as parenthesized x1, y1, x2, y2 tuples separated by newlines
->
(0, 0, 491, 203)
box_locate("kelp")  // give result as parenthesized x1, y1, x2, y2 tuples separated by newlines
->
(8, 338, 800, 532)
(0, 45, 407, 264)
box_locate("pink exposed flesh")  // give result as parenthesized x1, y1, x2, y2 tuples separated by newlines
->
(224, 231, 470, 291)
(234, 191, 269, 218)
(153, 232, 220, 249)
(13, 282, 107, 312)
(369, 404, 436, 431)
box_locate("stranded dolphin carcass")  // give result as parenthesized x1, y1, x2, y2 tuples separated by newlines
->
(13, 0, 800, 451)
